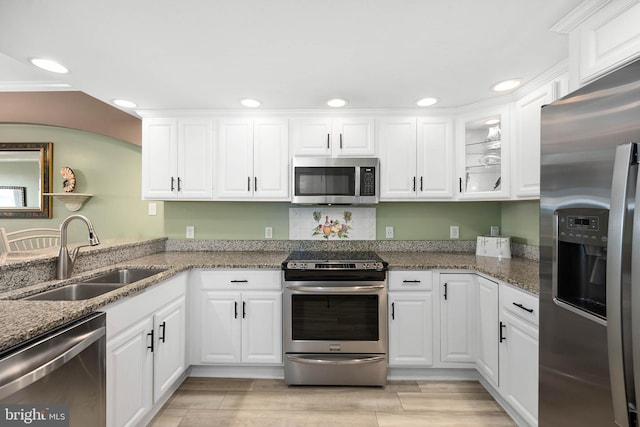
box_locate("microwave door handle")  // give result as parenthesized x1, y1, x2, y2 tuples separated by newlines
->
(607, 142, 637, 427)
(355, 166, 361, 196)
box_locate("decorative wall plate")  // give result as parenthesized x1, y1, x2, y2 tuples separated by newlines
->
(61, 167, 76, 192)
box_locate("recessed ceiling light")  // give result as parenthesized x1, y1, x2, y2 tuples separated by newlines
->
(112, 99, 138, 109)
(485, 118, 500, 125)
(491, 79, 522, 92)
(327, 98, 348, 108)
(416, 97, 438, 107)
(240, 98, 261, 108)
(30, 58, 69, 74)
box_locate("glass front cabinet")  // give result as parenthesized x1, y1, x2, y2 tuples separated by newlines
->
(456, 106, 511, 199)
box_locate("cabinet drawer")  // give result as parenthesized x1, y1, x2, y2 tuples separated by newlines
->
(501, 283, 538, 326)
(196, 269, 281, 290)
(389, 270, 432, 291)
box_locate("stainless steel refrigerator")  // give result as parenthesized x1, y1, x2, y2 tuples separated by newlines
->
(540, 57, 640, 426)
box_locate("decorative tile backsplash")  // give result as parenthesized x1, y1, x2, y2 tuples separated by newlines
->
(289, 208, 376, 240)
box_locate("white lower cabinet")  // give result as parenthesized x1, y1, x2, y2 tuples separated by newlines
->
(476, 275, 499, 387)
(191, 269, 282, 365)
(499, 283, 539, 426)
(439, 273, 476, 364)
(388, 271, 433, 366)
(105, 273, 187, 427)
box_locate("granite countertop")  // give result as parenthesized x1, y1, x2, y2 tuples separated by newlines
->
(0, 250, 538, 354)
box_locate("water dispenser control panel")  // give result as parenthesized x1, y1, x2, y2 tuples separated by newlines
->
(557, 209, 608, 247)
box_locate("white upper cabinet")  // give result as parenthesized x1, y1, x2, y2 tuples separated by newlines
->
(217, 118, 289, 200)
(513, 75, 567, 198)
(456, 105, 511, 200)
(142, 118, 214, 200)
(290, 117, 375, 156)
(566, 0, 640, 87)
(379, 117, 453, 200)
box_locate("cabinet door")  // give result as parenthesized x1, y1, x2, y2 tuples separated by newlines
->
(476, 276, 499, 386)
(417, 118, 454, 199)
(217, 120, 254, 199)
(290, 118, 332, 156)
(500, 309, 539, 426)
(153, 295, 186, 401)
(107, 316, 154, 427)
(177, 119, 214, 199)
(333, 118, 376, 156)
(253, 119, 289, 200)
(456, 106, 511, 200)
(388, 292, 433, 366)
(378, 117, 418, 199)
(200, 291, 242, 363)
(440, 274, 476, 363)
(142, 118, 178, 199)
(241, 292, 283, 364)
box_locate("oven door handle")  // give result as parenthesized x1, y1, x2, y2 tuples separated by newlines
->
(286, 354, 385, 365)
(285, 284, 385, 293)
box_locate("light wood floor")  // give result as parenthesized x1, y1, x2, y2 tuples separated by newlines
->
(149, 377, 516, 427)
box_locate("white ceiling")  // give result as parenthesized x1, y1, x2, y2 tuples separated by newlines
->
(0, 0, 583, 114)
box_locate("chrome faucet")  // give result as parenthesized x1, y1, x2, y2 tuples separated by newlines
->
(56, 214, 101, 279)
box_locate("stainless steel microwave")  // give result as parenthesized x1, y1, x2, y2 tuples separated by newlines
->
(292, 157, 379, 205)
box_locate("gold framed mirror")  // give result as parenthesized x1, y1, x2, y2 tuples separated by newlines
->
(0, 142, 53, 218)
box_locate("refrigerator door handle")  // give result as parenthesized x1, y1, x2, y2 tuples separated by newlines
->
(632, 142, 640, 424)
(607, 142, 637, 427)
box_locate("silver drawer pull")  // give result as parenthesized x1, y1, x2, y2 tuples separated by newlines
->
(402, 280, 421, 283)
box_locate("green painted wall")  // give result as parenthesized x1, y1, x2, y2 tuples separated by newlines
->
(164, 200, 502, 240)
(0, 124, 164, 243)
(1, 124, 540, 246)
(500, 200, 540, 245)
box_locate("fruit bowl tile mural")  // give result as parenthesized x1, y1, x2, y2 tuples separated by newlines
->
(289, 208, 376, 240)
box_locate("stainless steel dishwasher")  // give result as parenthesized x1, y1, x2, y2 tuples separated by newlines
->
(0, 312, 106, 427)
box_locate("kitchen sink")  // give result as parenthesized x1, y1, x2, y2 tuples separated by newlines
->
(22, 267, 168, 301)
(23, 283, 126, 301)
(82, 268, 167, 284)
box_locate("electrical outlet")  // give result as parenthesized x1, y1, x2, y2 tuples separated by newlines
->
(265, 227, 273, 239)
(490, 226, 500, 236)
(148, 202, 157, 216)
(450, 225, 459, 239)
(186, 226, 195, 239)
(385, 226, 394, 239)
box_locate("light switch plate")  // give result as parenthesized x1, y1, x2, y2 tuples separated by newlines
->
(148, 202, 157, 216)
(450, 225, 459, 239)
(186, 226, 195, 239)
(265, 227, 273, 239)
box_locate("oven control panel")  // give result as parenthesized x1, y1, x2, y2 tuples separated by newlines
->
(284, 261, 386, 271)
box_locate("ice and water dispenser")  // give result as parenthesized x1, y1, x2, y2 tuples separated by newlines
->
(554, 208, 608, 321)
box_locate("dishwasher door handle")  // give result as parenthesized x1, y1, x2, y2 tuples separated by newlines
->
(0, 326, 105, 399)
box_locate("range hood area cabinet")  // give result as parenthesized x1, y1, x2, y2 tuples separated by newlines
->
(142, 118, 214, 200)
(290, 117, 375, 157)
(216, 118, 289, 200)
(378, 117, 454, 200)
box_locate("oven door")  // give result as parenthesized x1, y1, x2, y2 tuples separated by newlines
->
(283, 281, 387, 354)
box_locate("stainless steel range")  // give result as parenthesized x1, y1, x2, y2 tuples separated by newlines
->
(282, 251, 388, 386)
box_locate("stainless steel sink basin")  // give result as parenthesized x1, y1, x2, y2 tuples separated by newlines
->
(23, 283, 125, 301)
(22, 267, 168, 301)
(82, 268, 167, 284)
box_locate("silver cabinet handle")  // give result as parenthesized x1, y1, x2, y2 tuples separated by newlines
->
(327, 133, 330, 149)
(247, 176, 251, 191)
(177, 177, 182, 192)
(170, 176, 175, 191)
(608, 142, 637, 427)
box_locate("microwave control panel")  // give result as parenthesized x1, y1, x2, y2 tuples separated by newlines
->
(360, 167, 376, 196)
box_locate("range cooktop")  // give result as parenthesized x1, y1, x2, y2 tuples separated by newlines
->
(283, 251, 387, 271)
